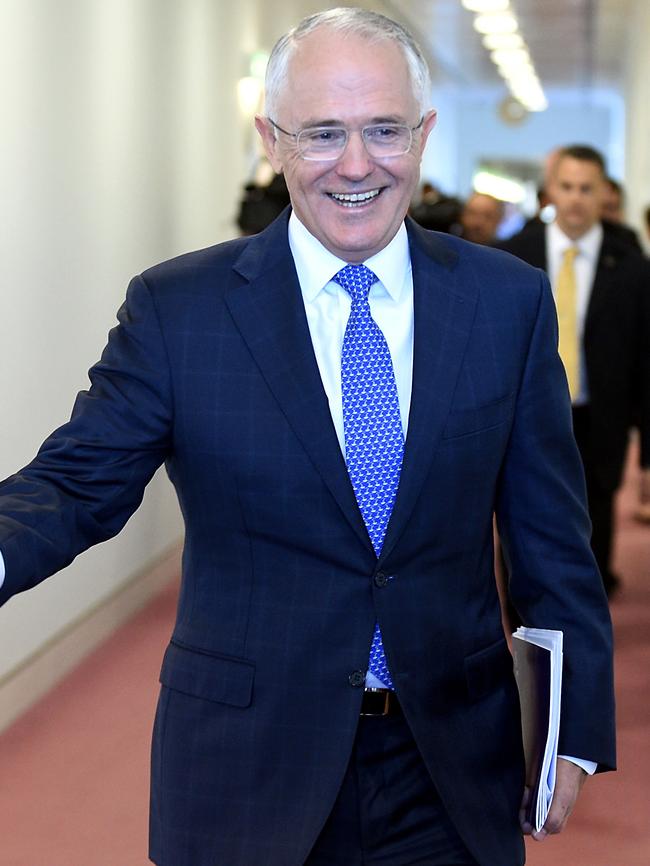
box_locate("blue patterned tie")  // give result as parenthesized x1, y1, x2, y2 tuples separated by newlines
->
(334, 264, 404, 689)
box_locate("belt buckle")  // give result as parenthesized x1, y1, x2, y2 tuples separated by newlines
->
(360, 687, 393, 716)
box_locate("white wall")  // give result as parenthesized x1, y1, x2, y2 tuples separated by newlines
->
(0, 0, 286, 681)
(0, 0, 387, 693)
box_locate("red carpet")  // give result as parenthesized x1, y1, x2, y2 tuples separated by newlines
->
(0, 444, 648, 865)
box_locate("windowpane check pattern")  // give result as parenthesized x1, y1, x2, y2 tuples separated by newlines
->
(334, 264, 404, 689)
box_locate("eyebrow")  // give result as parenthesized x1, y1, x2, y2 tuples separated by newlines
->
(298, 115, 408, 128)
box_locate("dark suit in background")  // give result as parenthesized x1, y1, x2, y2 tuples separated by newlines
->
(500, 219, 650, 587)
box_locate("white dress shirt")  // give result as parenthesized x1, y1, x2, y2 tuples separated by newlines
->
(288, 211, 414, 450)
(546, 221, 603, 406)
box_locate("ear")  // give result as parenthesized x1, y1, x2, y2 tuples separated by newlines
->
(255, 115, 284, 174)
(418, 109, 438, 154)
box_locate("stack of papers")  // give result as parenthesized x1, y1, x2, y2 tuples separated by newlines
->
(511, 627, 563, 832)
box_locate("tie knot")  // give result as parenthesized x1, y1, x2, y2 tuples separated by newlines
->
(563, 246, 579, 264)
(332, 264, 378, 303)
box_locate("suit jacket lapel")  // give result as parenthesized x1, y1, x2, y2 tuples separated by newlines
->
(224, 212, 373, 553)
(379, 221, 479, 563)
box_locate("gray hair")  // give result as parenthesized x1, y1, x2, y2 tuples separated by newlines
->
(264, 7, 431, 121)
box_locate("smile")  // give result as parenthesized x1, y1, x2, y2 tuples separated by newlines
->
(328, 189, 382, 207)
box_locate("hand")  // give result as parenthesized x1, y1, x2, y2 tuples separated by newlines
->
(519, 758, 587, 841)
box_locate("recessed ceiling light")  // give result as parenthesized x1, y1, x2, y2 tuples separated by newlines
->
(482, 32, 524, 50)
(462, 0, 510, 11)
(473, 12, 518, 34)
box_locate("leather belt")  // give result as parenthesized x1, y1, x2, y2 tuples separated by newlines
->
(360, 688, 401, 717)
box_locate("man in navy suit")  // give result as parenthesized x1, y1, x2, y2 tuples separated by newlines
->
(0, 8, 615, 866)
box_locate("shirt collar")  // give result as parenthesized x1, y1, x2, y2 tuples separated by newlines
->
(288, 211, 410, 303)
(548, 219, 603, 260)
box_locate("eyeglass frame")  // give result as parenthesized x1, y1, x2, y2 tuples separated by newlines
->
(266, 116, 425, 162)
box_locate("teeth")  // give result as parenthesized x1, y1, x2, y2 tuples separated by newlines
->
(330, 189, 380, 205)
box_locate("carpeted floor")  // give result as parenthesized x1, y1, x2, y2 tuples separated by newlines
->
(0, 444, 648, 866)
(524, 442, 650, 866)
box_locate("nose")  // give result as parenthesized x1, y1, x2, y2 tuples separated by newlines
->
(335, 130, 374, 180)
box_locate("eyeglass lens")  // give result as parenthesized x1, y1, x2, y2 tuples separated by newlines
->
(298, 125, 412, 160)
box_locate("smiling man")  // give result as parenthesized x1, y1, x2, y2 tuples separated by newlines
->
(0, 10, 616, 866)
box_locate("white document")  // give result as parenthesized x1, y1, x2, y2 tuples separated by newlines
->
(511, 627, 563, 832)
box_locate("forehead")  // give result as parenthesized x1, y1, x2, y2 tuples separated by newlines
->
(555, 157, 603, 185)
(279, 28, 415, 124)
(468, 195, 498, 212)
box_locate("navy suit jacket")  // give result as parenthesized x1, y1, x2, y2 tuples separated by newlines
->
(0, 213, 615, 866)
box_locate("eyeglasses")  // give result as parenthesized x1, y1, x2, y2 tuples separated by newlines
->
(267, 117, 424, 161)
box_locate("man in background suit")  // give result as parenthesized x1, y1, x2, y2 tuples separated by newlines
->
(0, 10, 615, 866)
(500, 145, 650, 595)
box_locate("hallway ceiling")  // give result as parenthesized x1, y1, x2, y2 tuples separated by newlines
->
(388, 0, 631, 92)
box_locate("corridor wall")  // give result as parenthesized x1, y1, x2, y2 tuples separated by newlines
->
(0, 0, 336, 707)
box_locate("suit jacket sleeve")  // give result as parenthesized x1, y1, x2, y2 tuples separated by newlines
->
(0, 275, 172, 605)
(495, 270, 616, 771)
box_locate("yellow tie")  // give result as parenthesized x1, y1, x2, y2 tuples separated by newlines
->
(555, 246, 579, 400)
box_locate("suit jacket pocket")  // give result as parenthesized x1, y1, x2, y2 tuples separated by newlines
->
(464, 637, 514, 702)
(442, 394, 513, 440)
(159, 639, 255, 708)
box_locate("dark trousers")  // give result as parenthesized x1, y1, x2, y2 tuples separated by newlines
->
(304, 707, 478, 866)
(572, 406, 617, 587)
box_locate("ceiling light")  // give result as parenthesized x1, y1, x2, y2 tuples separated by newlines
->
(473, 12, 518, 34)
(237, 77, 263, 116)
(507, 77, 547, 111)
(482, 32, 523, 50)
(461, 0, 548, 113)
(491, 47, 531, 67)
(474, 170, 526, 203)
(462, 0, 510, 11)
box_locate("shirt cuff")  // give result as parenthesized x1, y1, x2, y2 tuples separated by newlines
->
(0, 550, 5, 589)
(558, 754, 597, 775)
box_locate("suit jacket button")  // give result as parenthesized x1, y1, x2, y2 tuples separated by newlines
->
(348, 670, 366, 688)
(374, 571, 389, 587)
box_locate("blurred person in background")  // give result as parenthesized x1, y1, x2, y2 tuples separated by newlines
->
(632, 204, 650, 523)
(409, 190, 463, 234)
(600, 180, 648, 524)
(236, 172, 291, 235)
(500, 145, 650, 596)
(459, 192, 504, 245)
(600, 177, 642, 252)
